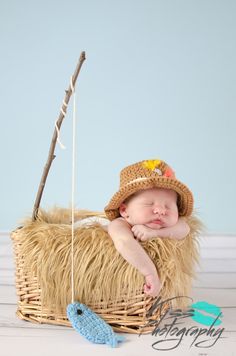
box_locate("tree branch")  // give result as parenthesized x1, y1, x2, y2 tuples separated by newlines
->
(32, 52, 86, 221)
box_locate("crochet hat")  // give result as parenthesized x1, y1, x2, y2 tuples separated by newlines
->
(104, 159, 194, 220)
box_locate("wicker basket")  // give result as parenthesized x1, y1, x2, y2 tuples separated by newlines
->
(12, 230, 166, 334)
(11, 208, 200, 334)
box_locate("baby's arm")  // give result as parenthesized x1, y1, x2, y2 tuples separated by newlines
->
(132, 217, 190, 241)
(108, 218, 161, 297)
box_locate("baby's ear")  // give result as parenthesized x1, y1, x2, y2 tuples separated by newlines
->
(119, 203, 128, 218)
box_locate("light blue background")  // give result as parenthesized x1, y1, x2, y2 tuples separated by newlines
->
(1, 0, 236, 233)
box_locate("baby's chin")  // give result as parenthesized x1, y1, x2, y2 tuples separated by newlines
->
(144, 222, 163, 229)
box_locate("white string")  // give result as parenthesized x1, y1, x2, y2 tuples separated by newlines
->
(70, 76, 75, 93)
(55, 100, 68, 149)
(55, 121, 66, 149)
(60, 100, 68, 116)
(60, 108, 67, 116)
(55, 75, 77, 303)
(55, 78, 75, 150)
(71, 82, 77, 304)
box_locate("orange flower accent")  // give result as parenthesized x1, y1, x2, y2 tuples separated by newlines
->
(163, 167, 175, 178)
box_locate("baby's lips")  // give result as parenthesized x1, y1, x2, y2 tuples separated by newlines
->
(147, 217, 164, 225)
(151, 219, 162, 224)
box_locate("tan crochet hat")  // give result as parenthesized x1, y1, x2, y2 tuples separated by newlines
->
(104, 159, 194, 220)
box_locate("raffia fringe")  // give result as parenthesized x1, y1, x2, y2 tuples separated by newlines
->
(11, 207, 202, 333)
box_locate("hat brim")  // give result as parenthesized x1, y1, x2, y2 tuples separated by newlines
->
(104, 177, 193, 220)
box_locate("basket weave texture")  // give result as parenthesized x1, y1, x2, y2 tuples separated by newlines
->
(11, 208, 201, 334)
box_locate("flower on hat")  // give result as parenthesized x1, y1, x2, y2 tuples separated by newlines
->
(163, 167, 175, 178)
(143, 159, 163, 176)
(143, 159, 175, 178)
(143, 159, 161, 171)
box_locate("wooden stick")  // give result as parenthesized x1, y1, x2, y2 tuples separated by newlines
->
(32, 52, 86, 221)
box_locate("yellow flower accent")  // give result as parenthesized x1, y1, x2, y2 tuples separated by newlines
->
(143, 159, 161, 171)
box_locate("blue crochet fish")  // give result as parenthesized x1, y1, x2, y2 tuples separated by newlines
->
(67, 302, 126, 347)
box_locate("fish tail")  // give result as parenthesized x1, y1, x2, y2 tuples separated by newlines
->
(107, 333, 126, 347)
(116, 334, 126, 343)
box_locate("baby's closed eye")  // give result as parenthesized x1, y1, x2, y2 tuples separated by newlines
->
(142, 202, 154, 206)
(142, 202, 171, 208)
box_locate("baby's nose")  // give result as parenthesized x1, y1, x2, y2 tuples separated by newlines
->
(153, 206, 166, 215)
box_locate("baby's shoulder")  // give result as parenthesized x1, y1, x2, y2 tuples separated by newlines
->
(108, 217, 131, 229)
(108, 216, 127, 226)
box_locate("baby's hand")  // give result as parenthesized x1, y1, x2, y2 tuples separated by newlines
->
(131, 225, 157, 241)
(144, 273, 162, 297)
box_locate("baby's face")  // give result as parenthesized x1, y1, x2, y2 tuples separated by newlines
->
(119, 188, 179, 229)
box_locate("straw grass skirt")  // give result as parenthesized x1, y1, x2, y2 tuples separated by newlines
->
(11, 208, 201, 334)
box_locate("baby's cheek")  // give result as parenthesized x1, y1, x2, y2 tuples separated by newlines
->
(166, 210, 177, 222)
(135, 213, 149, 225)
(141, 210, 152, 220)
(171, 213, 179, 224)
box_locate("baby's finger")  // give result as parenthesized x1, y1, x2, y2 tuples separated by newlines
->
(132, 230, 139, 238)
(138, 233, 146, 240)
(144, 286, 156, 297)
(144, 283, 150, 293)
(138, 234, 147, 241)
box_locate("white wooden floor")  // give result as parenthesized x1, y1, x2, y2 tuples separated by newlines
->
(1, 231, 236, 356)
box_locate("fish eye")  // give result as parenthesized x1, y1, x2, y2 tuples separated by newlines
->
(77, 309, 83, 315)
